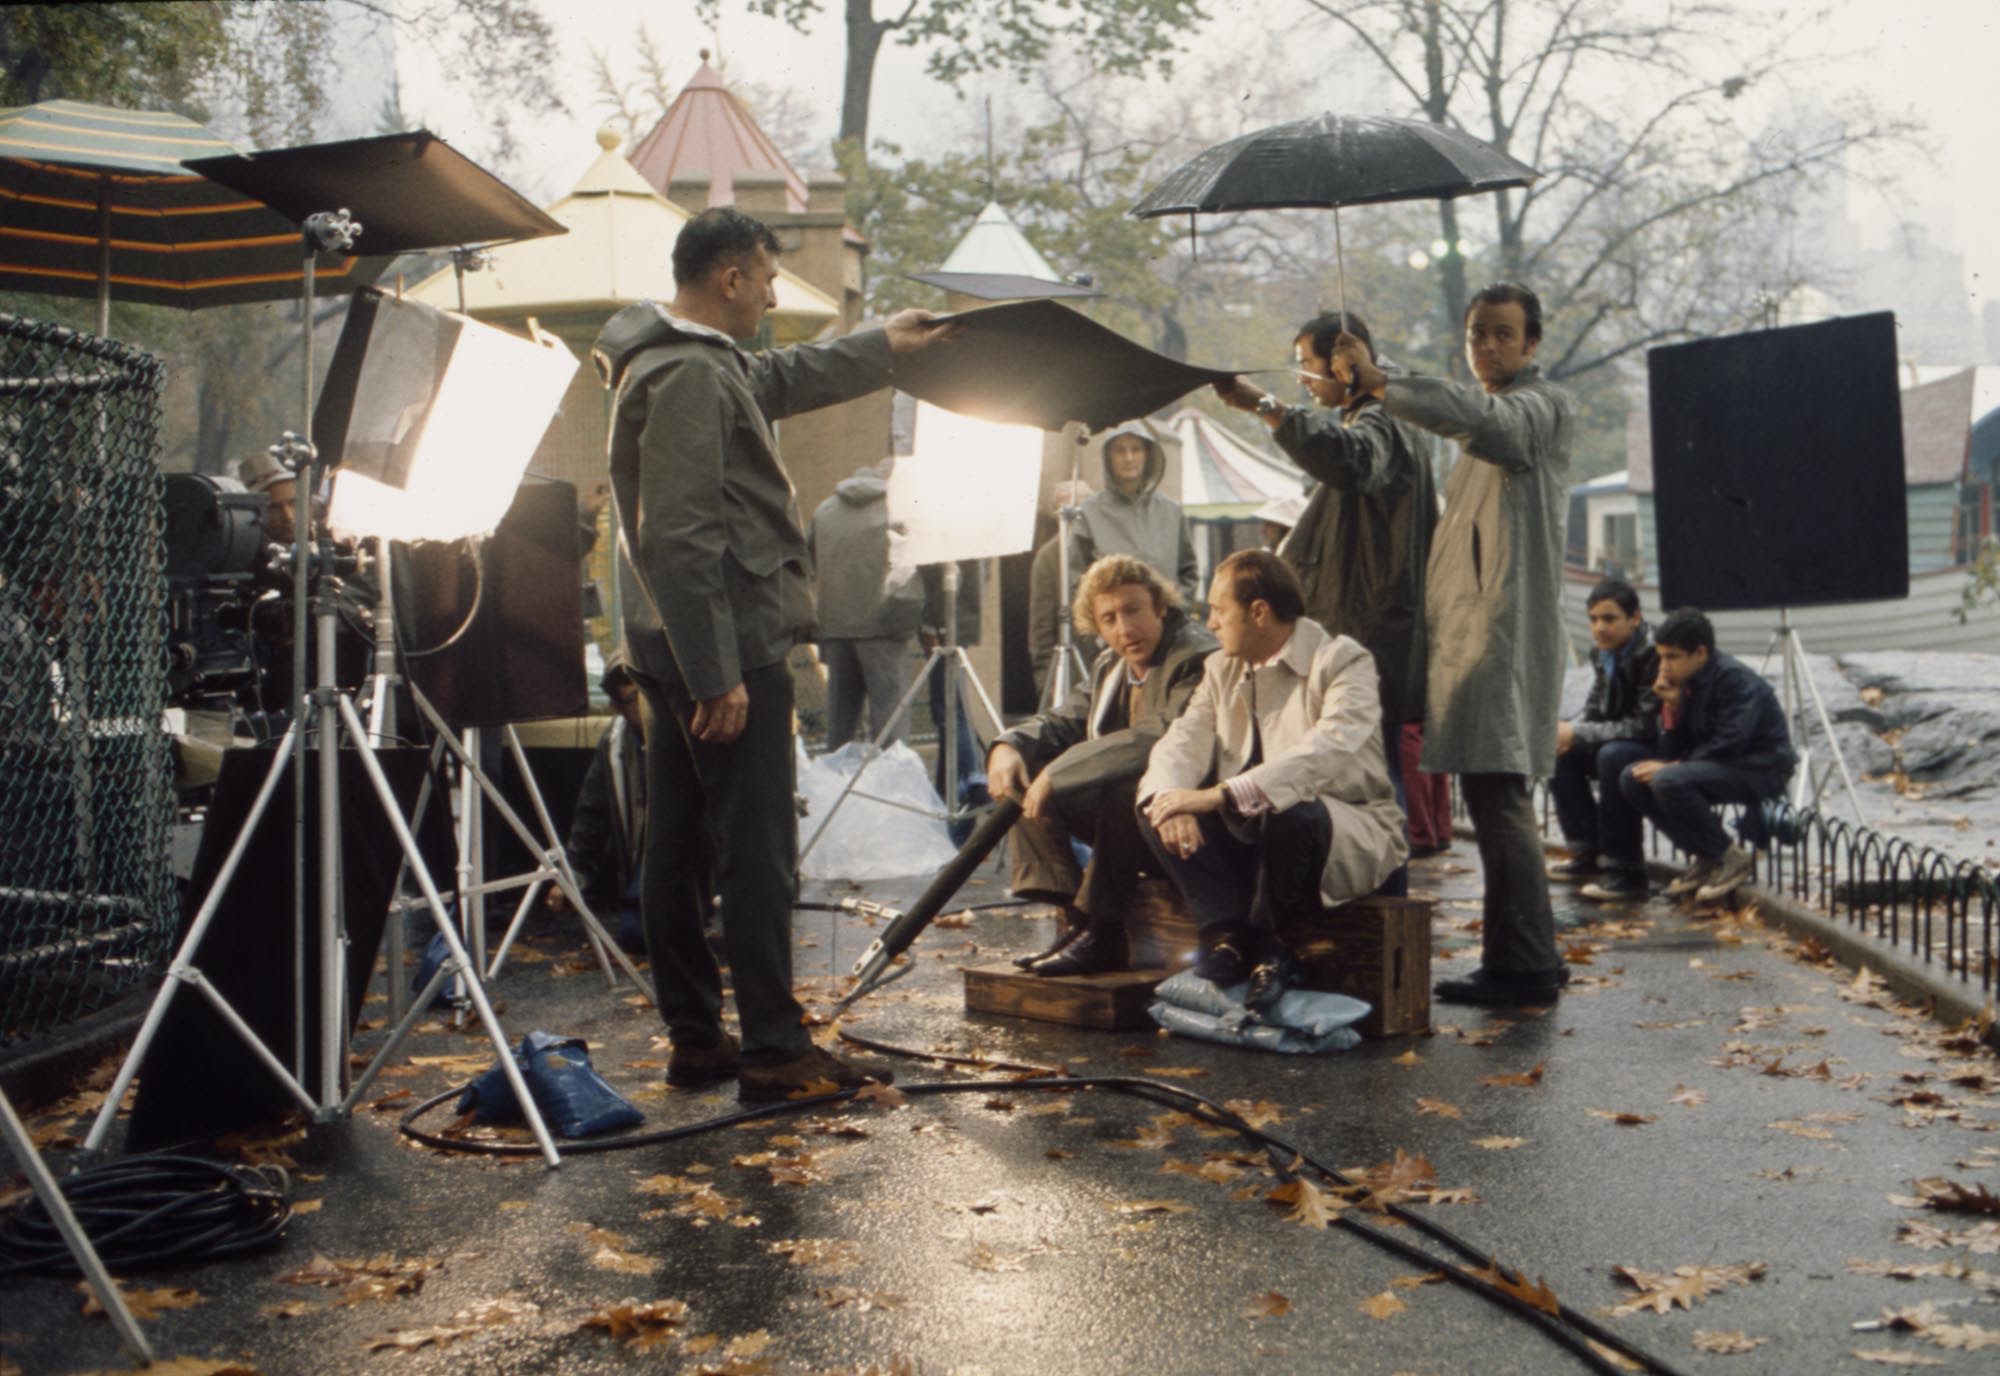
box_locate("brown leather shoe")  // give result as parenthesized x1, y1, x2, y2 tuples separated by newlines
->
(665, 1032, 741, 1088)
(736, 1046, 896, 1103)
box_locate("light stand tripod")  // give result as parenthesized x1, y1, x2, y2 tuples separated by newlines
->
(1760, 608, 1865, 826)
(84, 213, 564, 1167)
(800, 560, 1003, 862)
(1041, 434, 1094, 710)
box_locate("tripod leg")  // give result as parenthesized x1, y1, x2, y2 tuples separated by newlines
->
(1791, 630, 1866, 824)
(334, 697, 561, 1166)
(383, 737, 445, 1029)
(0, 1089, 153, 1362)
(498, 724, 621, 989)
(82, 726, 315, 1154)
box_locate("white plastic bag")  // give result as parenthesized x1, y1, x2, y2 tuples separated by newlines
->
(796, 740, 958, 880)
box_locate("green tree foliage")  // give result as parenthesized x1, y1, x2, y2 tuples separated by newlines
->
(0, 1, 565, 474)
(701, 0, 1207, 147)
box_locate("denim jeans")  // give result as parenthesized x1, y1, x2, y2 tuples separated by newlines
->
(1549, 739, 1653, 869)
(1618, 758, 1777, 862)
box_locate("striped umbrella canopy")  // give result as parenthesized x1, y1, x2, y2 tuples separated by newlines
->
(0, 99, 381, 331)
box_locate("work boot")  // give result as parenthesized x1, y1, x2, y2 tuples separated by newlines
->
(1031, 923, 1126, 978)
(736, 1046, 896, 1103)
(1013, 905, 1085, 969)
(1662, 855, 1718, 899)
(1694, 845, 1756, 904)
(665, 1032, 741, 1088)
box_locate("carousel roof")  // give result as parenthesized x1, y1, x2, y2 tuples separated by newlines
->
(628, 58, 810, 213)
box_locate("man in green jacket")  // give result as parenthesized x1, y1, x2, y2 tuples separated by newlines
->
(1334, 283, 1573, 1006)
(1214, 308, 1435, 896)
(593, 207, 954, 1100)
(986, 554, 1216, 976)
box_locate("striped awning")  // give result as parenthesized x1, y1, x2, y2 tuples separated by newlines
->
(0, 99, 381, 312)
(1167, 406, 1308, 519)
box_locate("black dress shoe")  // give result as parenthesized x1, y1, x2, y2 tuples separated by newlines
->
(1032, 927, 1126, 978)
(1013, 916, 1083, 969)
(1194, 941, 1252, 986)
(1243, 947, 1297, 1013)
(1435, 966, 1568, 1006)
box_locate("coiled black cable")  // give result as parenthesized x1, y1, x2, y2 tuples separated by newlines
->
(394, 1034, 1691, 1376)
(0, 1155, 291, 1276)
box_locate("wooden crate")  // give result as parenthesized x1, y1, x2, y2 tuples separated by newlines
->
(1129, 881, 1433, 1038)
(963, 963, 1169, 1030)
(1281, 897, 1433, 1038)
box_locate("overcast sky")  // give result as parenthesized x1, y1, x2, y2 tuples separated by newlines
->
(392, 0, 2000, 346)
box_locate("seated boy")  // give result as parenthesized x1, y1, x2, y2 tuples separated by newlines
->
(1618, 607, 1796, 905)
(1547, 578, 1660, 901)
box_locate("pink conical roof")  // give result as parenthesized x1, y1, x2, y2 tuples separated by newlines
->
(629, 58, 810, 213)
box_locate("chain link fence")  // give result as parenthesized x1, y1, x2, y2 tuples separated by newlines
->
(1, 315, 175, 1044)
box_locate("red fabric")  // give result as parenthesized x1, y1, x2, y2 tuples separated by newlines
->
(1400, 721, 1453, 847)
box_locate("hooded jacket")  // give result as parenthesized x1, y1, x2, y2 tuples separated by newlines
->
(807, 471, 925, 641)
(1072, 422, 1200, 605)
(592, 303, 892, 699)
(1273, 399, 1436, 727)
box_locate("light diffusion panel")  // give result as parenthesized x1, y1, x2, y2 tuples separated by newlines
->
(1647, 312, 1906, 611)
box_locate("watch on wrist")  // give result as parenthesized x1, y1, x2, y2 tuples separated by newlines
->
(1254, 394, 1284, 420)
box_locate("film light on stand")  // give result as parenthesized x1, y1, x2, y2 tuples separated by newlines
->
(888, 401, 1041, 567)
(316, 287, 577, 542)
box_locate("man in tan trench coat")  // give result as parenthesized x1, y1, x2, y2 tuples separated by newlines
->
(1137, 549, 1406, 1010)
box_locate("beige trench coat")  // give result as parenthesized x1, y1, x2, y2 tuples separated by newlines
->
(1138, 618, 1408, 905)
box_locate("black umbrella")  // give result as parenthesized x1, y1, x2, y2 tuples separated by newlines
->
(1131, 113, 1537, 318)
(891, 297, 1239, 433)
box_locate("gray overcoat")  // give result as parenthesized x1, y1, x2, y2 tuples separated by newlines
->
(1382, 364, 1573, 777)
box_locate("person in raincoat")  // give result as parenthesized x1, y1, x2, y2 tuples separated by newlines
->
(1071, 421, 1200, 607)
(806, 459, 924, 750)
(1333, 283, 1572, 1006)
(593, 206, 954, 1100)
(1215, 308, 1436, 897)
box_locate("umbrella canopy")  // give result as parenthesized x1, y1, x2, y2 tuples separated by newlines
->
(0, 99, 384, 322)
(1131, 113, 1536, 319)
(1131, 113, 1537, 216)
(891, 298, 1239, 433)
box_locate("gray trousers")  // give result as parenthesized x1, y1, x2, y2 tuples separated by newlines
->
(1459, 772, 1561, 977)
(821, 635, 912, 750)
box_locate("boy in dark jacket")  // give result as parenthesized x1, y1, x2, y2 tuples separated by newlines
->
(1548, 579, 1660, 901)
(1618, 607, 1796, 905)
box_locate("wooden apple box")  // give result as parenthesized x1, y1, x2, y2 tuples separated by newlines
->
(964, 879, 1433, 1037)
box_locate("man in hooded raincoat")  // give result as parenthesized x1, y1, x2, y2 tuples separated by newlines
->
(592, 207, 954, 1099)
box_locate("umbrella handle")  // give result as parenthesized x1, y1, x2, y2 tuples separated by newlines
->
(1333, 204, 1348, 327)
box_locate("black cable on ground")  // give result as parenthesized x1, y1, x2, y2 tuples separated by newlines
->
(0, 1155, 291, 1277)
(393, 1041, 1690, 1376)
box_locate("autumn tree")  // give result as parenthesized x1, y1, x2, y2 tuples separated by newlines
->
(698, 0, 1207, 151)
(1297, 0, 1916, 383)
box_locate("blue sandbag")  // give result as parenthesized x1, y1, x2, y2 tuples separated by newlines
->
(1151, 970, 1371, 1038)
(1149, 1002, 1362, 1055)
(455, 1030, 644, 1138)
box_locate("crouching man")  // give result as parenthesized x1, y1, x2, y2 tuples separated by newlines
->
(987, 556, 1217, 976)
(1549, 578, 1661, 902)
(1620, 607, 1796, 905)
(1137, 550, 1406, 1010)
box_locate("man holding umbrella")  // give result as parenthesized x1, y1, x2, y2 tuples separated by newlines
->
(1333, 284, 1573, 1006)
